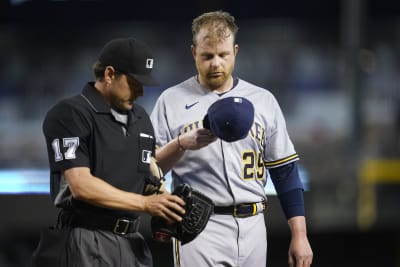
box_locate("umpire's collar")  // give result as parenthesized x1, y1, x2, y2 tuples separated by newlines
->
(81, 82, 141, 120)
(81, 82, 111, 113)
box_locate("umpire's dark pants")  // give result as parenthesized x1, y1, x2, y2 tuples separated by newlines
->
(65, 227, 152, 267)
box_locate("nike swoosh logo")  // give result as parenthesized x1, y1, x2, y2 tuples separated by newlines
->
(185, 101, 199, 110)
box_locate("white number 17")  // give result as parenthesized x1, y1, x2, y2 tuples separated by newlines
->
(51, 137, 80, 162)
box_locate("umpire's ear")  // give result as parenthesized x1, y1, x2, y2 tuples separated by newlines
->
(104, 66, 117, 83)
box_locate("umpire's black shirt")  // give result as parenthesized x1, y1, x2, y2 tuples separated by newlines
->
(43, 82, 155, 219)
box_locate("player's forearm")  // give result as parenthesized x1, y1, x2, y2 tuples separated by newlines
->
(155, 137, 185, 173)
(64, 167, 146, 211)
(288, 216, 308, 237)
(287, 215, 313, 265)
(156, 129, 216, 172)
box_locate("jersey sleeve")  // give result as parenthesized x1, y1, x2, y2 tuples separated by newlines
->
(42, 101, 91, 173)
(150, 93, 173, 148)
(264, 95, 299, 168)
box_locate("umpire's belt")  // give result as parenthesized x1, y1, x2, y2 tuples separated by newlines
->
(213, 201, 267, 218)
(61, 211, 140, 235)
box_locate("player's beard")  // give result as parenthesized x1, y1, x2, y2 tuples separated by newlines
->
(204, 67, 235, 91)
(206, 72, 226, 89)
(198, 61, 235, 91)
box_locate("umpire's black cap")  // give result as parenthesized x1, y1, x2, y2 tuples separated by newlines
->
(98, 37, 158, 86)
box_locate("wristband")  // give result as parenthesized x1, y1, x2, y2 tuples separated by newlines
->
(177, 134, 186, 151)
(278, 188, 305, 219)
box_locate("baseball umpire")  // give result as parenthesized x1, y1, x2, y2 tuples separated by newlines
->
(32, 37, 185, 267)
(150, 11, 313, 267)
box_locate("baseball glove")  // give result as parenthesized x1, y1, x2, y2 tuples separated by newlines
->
(143, 157, 166, 195)
(151, 183, 214, 245)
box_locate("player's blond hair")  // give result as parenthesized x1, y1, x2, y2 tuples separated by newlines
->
(192, 11, 239, 45)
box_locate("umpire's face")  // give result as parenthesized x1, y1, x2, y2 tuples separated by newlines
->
(106, 69, 144, 110)
(192, 27, 238, 91)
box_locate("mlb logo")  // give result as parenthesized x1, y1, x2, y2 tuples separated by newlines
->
(142, 150, 152, 164)
(234, 97, 243, 103)
(146, 59, 154, 69)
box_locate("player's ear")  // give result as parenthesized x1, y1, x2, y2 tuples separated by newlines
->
(234, 44, 239, 56)
(191, 44, 197, 58)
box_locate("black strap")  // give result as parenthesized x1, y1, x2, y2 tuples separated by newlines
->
(60, 210, 140, 235)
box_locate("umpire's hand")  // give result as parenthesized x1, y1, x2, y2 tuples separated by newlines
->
(143, 193, 186, 224)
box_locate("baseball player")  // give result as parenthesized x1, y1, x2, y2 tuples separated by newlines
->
(150, 11, 313, 267)
(35, 37, 185, 267)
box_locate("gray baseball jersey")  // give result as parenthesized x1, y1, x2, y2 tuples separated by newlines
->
(150, 76, 299, 206)
(150, 76, 298, 266)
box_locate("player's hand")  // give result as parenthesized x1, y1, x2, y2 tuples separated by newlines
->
(143, 192, 186, 224)
(288, 234, 313, 267)
(179, 128, 217, 150)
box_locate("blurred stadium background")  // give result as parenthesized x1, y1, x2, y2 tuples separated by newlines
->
(0, 0, 399, 266)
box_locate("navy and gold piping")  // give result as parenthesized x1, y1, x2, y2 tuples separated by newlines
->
(264, 153, 299, 168)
